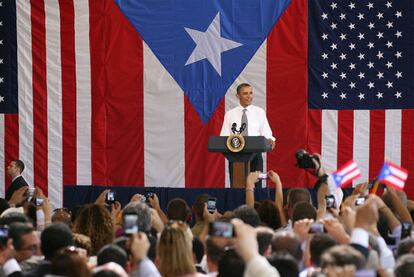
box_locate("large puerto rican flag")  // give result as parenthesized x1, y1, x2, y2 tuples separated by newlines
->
(0, 0, 413, 207)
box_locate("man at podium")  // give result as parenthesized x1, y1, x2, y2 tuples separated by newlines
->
(220, 83, 276, 184)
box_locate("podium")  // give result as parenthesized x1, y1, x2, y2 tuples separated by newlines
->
(208, 136, 272, 188)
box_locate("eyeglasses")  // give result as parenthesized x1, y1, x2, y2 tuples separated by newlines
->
(53, 208, 72, 215)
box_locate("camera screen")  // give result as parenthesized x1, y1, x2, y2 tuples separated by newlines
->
(309, 223, 324, 234)
(0, 226, 9, 246)
(258, 173, 268, 179)
(325, 195, 335, 209)
(355, 197, 365, 206)
(35, 198, 44, 206)
(207, 198, 216, 212)
(209, 222, 233, 237)
(106, 191, 116, 202)
(123, 214, 139, 234)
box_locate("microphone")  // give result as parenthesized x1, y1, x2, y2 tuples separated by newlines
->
(231, 123, 237, 134)
(240, 123, 246, 133)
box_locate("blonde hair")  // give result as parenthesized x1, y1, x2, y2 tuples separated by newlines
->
(157, 222, 195, 277)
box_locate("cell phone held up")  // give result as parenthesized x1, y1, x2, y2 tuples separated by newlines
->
(325, 195, 335, 209)
(207, 198, 217, 213)
(208, 221, 234, 238)
(0, 225, 9, 246)
(123, 214, 139, 235)
(401, 222, 412, 240)
(106, 191, 116, 205)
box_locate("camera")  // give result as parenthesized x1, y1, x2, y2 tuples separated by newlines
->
(295, 149, 319, 169)
(325, 195, 335, 209)
(106, 191, 116, 204)
(309, 223, 324, 234)
(123, 214, 139, 235)
(208, 221, 234, 237)
(0, 225, 9, 246)
(401, 222, 412, 239)
(355, 196, 366, 206)
(145, 191, 154, 204)
(207, 198, 217, 213)
(35, 198, 44, 206)
(258, 173, 268, 180)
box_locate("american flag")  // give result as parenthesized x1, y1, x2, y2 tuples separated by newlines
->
(0, 0, 413, 208)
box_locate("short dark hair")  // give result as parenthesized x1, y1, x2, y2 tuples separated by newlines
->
(206, 237, 225, 265)
(236, 83, 251, 94)
(320, 245, 365, 270)
(286, 188, 311, 208)
(218, 248, 245, 277)
(310, 233, 337, 266)
(256, 200, 281, 230)
(292, 202, 317, 223)
(167, 198, 191, 222)
(395, 254, 414, 277)
(271, 231, 302, 261)
(13, 160, 25, 173)
(267, 252, 299, 277)
(41, 223, 73, 260)
(9, 222, 35, 250)
(97, 244, 127, 268)
(233, 205, 261, 227)
(396, 238, 414, 258)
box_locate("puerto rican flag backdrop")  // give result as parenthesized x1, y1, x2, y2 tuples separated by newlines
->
(0, 0, 413, 208)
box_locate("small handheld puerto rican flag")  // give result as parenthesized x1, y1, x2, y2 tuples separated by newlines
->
(331, 160, 361, 188)
(378, 161, 409, 190)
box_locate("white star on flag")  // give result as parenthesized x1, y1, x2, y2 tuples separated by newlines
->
(184, 13, 242, 76)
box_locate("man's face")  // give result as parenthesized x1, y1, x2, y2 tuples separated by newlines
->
(237, 86, 253, 107)
(7, 161, 19, 177)
(15, 232, 41, 262)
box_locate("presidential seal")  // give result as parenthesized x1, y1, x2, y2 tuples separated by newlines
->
(226, 134, 245, 152)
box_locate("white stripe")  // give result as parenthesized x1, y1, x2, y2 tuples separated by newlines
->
(321, 110, 338, 173)
(389, 165, 408, 180)
(385, 176, 405, 189)
(16, 0, 34, 187)
(224, 41, 267, 187)
(384, 110, 402, 165)
(353, 110, 370, 184)
(341, 169, 361, 184)
(45, 0, 63, 208)
(74, 0, 92, 185)
(143, 43, 185, 187)
(337, 162, 358, 175)
(0, 116, 4, 197)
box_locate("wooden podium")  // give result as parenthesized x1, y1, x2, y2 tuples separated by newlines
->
(208, 136, 272, 188)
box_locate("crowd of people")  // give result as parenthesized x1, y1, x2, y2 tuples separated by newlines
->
(1, 155, 414, 277)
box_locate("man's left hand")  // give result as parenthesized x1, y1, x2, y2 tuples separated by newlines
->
(269, 139, 276, 150)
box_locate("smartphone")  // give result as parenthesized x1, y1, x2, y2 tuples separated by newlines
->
(28, 187, 35, 201)
(355, 196, 366, 206)
(0, 225, 9, 246)
(325, 195, 335, 209)
(401, 222, 412, 239)
(208, 221, 234, 237)
(123, 214, 139, 235)
(145, 191, 154, 203)
(309, 223, 325, 234)
(35, 198, 44, 206)
(258, 173, 268, 180)
(207, 198, 217, 213)
(106, 191, 116, 204)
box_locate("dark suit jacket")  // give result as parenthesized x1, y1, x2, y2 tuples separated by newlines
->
(5, 176, 29, 201)
(24, 261, 50, 277)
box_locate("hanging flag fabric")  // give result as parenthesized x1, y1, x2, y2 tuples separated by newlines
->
(331, 160, 361, 188)
(378, 161, 408, 190)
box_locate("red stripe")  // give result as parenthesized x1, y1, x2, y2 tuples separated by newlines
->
(4, 115, 19, 190)
(184, 98, 225, 188)
(60, 0, 77, 186)
(90, 0, 144, 186)
(31, 0, 48, 195)
(267, 0, 312, 187)
(337, 111, 354, 169)
(368, 111, 385, 181)
(401, 110, 414, 198)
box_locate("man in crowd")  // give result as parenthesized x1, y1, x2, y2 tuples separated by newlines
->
(5, 160, 28, 201)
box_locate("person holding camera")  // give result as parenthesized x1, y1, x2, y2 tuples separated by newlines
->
(220, 83, 276, 187)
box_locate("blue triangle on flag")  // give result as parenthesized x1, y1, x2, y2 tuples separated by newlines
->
(114, 0, 291, 123)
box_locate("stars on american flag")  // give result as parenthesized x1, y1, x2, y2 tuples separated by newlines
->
(0, 96, 4, 103)
(316, 0, 406, 104)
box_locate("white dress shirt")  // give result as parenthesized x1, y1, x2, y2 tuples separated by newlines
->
(220, 105, 275, 140)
